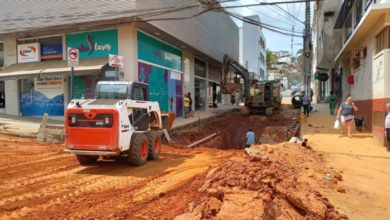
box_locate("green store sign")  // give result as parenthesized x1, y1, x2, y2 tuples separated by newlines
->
(137, 31, 182, 71)
(67, 29, 118, 59)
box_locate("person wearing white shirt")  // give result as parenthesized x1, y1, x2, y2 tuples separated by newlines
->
(385, 103, 390, 151)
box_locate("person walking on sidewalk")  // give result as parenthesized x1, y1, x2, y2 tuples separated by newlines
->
(234, 90, 240, 106)
(302, 92, 311, 117)
(327, 91, 337, 115)
(187, 92, 193, 117)
(385, 103, 390, 151)
(184, 94, 190, 118)
(245, 128, 256, 148)
(336, 95, 358, 137)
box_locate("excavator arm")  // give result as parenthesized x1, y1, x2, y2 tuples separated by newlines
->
(221, 54, 251, 104)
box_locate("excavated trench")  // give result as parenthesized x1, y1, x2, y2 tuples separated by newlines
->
(172, 108, 300, 149)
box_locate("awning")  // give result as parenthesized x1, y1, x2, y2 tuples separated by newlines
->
(0, 58, 107, 80)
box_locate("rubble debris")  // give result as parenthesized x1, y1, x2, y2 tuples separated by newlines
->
(176, 143, 348, 219)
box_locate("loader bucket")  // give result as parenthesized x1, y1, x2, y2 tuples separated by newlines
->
(161, 112, 176, 130)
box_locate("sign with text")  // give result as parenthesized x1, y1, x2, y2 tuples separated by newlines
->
(109, 54, 124, 68)
(41, 44, 63, 60)
(67, 47, 79, 67)
(66, 29, 118, 59)
(18, 43, 40, 63)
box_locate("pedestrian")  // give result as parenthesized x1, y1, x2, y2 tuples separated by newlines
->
(245, 128, 256, 148)
(234, 90, 240, 106)
(336, 95, 358, 137)
(169, 96, 174, 113)
(327, 91, 337, 115)
(310, 88, 314, 103)
(187, 92, 193, 117)
(385, 103, 390, 151)
(184, 94, 190, 118)
(302, 92, 311, 117)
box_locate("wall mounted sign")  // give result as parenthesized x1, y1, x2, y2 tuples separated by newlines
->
(41, 44, 63, 60)
(67, 29, 118, 59)
(18, 43, 40, 63)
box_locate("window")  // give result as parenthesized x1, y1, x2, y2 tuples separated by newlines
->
(344, 14, 352, 42)
(376, 27, 390, 54)
(195, 58, 206, 78)
(0, 42, 3, 67)
(97, 84, 127, 99)
(0, 81, 4, 108)
(355, 0, 363, 27)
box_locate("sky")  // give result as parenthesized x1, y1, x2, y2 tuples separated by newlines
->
(224, 0, 311, 56)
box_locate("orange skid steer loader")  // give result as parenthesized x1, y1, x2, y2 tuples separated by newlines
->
(64, 81, 175, 166)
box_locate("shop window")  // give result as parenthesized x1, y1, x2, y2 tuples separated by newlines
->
(195, 58, 206, 78)
(376, 27, 390, 54)
(0, 81, 4, 108)
(195, 78, 207, 111)
(0, 42, 4, 67)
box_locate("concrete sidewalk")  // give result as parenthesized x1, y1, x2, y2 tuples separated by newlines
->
(0, 104, 238, 138)
(301, 103, 390, 219)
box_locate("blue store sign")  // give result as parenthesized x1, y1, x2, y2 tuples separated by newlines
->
(41, 44, 63, 60)
(66, 29, 118, 59)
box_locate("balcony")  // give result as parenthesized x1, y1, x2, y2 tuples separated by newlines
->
(334, 0, 390, 61)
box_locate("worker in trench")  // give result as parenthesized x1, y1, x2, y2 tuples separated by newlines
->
(245, 128, 256, 148)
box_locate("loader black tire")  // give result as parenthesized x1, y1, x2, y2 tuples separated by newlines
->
(128, 133, 149, 166)
(147, 131, 162, 160)
(76, 155, 98, 165)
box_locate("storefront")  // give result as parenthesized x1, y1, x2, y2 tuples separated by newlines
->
(0, 42, 4, 113)
(16, 37, 65, 116)
(194, 58, 207, 111)
(137, 31, 184, 117)
(66, 29, 118, 99)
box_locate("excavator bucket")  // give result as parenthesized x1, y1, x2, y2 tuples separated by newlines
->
(161, 112, 176, 130)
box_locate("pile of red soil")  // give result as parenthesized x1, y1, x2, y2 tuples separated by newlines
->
(175, 143, 348, 219)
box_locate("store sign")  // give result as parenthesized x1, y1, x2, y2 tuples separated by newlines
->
(41, 44, 63, 60)
(109, 54, 124, 68)
(18, 43, 40, 63)
(35, 76, 64, 90)
(66, 29, 118, 59)
(137, 31, 182, 71)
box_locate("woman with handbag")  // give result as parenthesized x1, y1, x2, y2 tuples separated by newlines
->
(336, 95, 358, 137)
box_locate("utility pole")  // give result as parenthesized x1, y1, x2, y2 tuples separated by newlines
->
(303, 0, 311, 97)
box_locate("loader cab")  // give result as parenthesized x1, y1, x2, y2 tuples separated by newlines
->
(96, 81, 149, 101)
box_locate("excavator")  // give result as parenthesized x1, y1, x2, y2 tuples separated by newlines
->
(221, 54, 282, 116)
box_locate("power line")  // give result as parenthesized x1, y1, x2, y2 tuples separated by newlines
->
(224, 10, 304, 37)
(226, 1, 304, 32)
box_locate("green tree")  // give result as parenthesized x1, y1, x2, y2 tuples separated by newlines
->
(266, 49, 277, 70)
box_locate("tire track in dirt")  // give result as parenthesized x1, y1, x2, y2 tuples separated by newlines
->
(0, 152, 221, 219)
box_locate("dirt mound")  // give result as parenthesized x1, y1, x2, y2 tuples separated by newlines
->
(175, 143, 348, 220)
(173, 111, 299, 149)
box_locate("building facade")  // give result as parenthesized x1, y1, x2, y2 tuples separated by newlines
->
(0, 0, 238, 117)
(315, 0, 390, 145)
(239, 15, 267, 80)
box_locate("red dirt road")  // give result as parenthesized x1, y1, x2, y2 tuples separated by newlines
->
(0, 134, 236, 219)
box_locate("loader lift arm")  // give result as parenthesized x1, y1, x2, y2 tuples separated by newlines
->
(221, 54, 251, 104)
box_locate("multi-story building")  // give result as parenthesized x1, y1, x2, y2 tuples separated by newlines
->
(314, 0, 390, 145)
(0, 0, 238, 117)
(312, 0, 343, 103)
(239, 15, 267, 80)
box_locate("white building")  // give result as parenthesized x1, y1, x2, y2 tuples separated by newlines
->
(314, 0, 390, 145)
(0, 0, 238, 117)
(239, 15, 267, 80)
